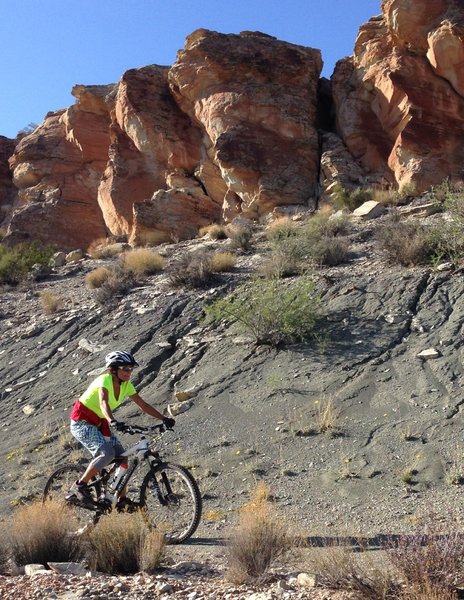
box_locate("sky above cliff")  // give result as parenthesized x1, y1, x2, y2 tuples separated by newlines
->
(1, 0, 380, 138)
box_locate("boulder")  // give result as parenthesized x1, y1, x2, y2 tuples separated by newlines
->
(169, 29, 322, 219)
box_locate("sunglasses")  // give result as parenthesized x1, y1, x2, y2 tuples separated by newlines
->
(118, 366, 135, 372)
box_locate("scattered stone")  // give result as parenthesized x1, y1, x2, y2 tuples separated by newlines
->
(78, 338, 107, 354)
(66, 249, 85, 263)
(417, 348, 441, 359)
(47, 562, 89, 576)
(352, 201, 386, 220)
(49, 252, 67, 267)
(24, 564, 49, 575)
(296, 572, 317, 587)
(22, 404, 35, 416)
(168, 399, 193, 416)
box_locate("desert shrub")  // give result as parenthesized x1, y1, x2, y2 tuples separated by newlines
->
(372, 188, 399, 206)
(260, 246, 304, 278)
(226, 482, 292, 584)
(120, 248, 165, 276)
(398, 181, 418, 198)
(311, 236, 350, 266)
(387, 524, 464, 597)
(93, 264, 137, 307)
(85, 266, 112, 289)
(0, 242, 54, 285)
(205, 275, 322, 347)
(266, 213, 351, 273)
(375, 218, 440, 266)
(168, 251, 214, 288)
(265, 218, 300, 242)
(210, 251, 236, 272)
(199, 223, 229, 240)
(9, 500, 84, 566)
(139, 529, 166, 574)
(434, 193, 464, 263)
(332, 184, 373, 211)
(306, 538, 398, 599)
(226, 225, 253, 251)
(87, 511, 158, 574)
(39, 289, 63, 314)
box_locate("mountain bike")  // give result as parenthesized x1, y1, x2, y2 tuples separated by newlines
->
(43, 423, 202, 543)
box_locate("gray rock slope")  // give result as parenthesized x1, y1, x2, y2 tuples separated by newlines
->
(1, 220, 464, 540)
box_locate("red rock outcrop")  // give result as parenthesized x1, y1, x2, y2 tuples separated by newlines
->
(332, 0, 464, 191)
(99, 65, 208, 239)
(0, 136, 16, 224)
(3, 1, 464, 250)
(169, 30, 322, 220)
(7, 85, 114, 250)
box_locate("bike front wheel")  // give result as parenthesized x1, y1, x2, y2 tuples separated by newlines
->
(43, 463, 102, 529)
(139, 463, 202, 544)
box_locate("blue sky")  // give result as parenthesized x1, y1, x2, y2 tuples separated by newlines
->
(0, 0, 380, 138)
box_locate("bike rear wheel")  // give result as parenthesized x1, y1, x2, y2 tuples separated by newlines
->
(43, 464, 102, 529)
(139, 463, 202, 544)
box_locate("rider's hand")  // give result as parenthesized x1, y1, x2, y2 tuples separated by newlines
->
(162, 417, 175, 429)
(110, 420, 126, 432)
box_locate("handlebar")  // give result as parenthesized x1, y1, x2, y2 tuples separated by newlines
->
(119, 423, 172, 435)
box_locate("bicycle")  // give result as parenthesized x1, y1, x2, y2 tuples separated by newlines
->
(43, 423, 202, 544)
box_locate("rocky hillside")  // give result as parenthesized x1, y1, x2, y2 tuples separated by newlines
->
(1, 196, 464, 546)
(0, 0, 464, 251)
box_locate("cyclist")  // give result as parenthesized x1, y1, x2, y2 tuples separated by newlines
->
(69, 350, 175, 508)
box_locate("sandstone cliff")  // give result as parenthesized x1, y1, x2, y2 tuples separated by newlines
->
(1, 0, 463, 250)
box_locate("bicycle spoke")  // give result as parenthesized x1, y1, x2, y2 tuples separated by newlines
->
(43, 464, 101, 530)
(139, 463, 201, 543)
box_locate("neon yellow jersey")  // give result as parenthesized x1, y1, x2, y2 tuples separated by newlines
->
(79, 373, 137, 418)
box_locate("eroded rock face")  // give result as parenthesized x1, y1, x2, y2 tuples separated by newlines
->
(169, 29, 322, 219)
(0, 136, 16, 223)
(333, 0, 464, 191)
(99, 65, 206, 239)
(7, 111, 108, 250)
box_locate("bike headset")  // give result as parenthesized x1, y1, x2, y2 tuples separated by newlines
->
(104, 351, 139, 383)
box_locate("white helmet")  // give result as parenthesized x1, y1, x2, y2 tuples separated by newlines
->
(105, 351, 139, 369)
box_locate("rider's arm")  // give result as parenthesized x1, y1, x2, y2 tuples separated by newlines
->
(98, 387, 115, 423)
(129, 393, 165, 420)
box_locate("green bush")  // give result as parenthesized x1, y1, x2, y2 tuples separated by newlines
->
(205, 276, 322, 347)
(332, 184, 373, 212)
(264, 213, 352, 275)
(0, 242, 54, 285)
(376, 210, 464, 266)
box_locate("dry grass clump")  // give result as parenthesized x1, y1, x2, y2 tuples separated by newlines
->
(168, 251, 215, 288)
(307, 538, 398, 599)
(210, 251, 236, 272)
(375, 218, 439, 266)
(226, 225, 253, 251)
(308, 519, 464, 599)
(316, 397, 343, 437)
(120, 248, 165, 276)
(9, 500, 84, 566)
(93, 264, 137, 307)
(88, 511, 165, 574)
(199, 223, 229, 240)
(226, 482, 292, 584)
(85, 266, 112, 289)
(388, 523, 464, 598)
(139, 528, 167, 574)
(39, 289, 63, 314)
(265, 218, 301, 242)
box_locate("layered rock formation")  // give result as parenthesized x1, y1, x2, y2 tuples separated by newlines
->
(1, 0, 463, 250)
(333, 0, 464, 191)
